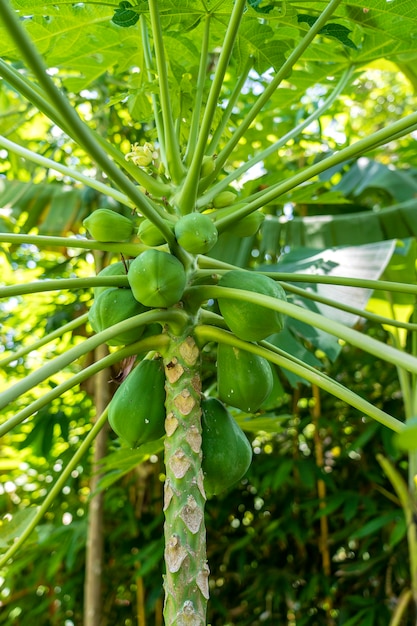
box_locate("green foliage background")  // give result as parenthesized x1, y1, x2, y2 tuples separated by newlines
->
(1, 0, 417, 624)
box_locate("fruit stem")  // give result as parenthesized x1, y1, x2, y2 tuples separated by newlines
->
(163, 331, 209, 625)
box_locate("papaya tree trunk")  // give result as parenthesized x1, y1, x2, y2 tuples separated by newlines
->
(162, 330, 209, 625)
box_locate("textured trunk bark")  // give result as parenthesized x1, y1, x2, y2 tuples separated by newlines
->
(162, 331, 209, 625)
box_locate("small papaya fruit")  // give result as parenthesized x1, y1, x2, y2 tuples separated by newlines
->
(138, 218, 168, 246)
(217, 343, 273, 412)
(218, 269, 286, 342)
(201, 397, 252, 497)
(174, 213, 218, 254)
(212, 190, 237, 209)
(94, 261, 128, 297)
(83, 208, 134, 242)
(128, 249, 186, 308)
(108, 357, 166, 448)
(88, 287, 148, 346)
(225, 211, 265, 238)
(200, 155, 216, 178)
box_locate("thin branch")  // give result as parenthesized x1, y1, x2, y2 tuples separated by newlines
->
(0, 233, 144, 257)
(0, 333, 170, 437)
(204, 56, 253, 161)
(281, 282, 417, 333)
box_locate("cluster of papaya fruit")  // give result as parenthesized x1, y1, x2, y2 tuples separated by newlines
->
(83, 206, 286, 496)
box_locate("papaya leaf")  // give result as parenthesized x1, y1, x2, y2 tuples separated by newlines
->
(0, 507, 40, 548)
(297, 14, 358, 50)
(112, 1, 140, 28)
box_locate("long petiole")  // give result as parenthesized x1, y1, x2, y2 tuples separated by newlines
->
(0, 136, 132, 208)
(177, 0, 247, 214)
(0, 7, 173, 236)
(0, 406, 110, 568)
(199, 67, 353, 206)
(195, 258, 417, 296)
(140, 14, 166, 167)
(0, 333, 170, 436)
(0, 233, 144, 258)
(0, 309, 188, 411)
(204, 57, 253, 162)
(211, 0, 343, 175)
(184, 14, 212, 165)
(281, 282, 417, 333)
(214, 110, 417, 231)
(0, 275, 128, 298)
(195, 326, 403, 433)
(148, 0, 184, 183)
(0, 313, 89, 368)
(0, 58, 170, 198)
(189, 285, 417, 375)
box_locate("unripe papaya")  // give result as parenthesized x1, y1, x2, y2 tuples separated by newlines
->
(88, 287, 148, 346)
(174, 213, 218, 254)
(217, 343, 273, 412)
(83, 208, 134, 242)
(200, 155, 215, 178)
(138, 218, 167, 246)
(94, 261, 127, 297)
(108, 358, 166, 448)
(225, 211, 265, 237)
(201, 397, 252, 497)
(212, 190, 237, 209)
(218, 270, 286, 342)
(128, 249, 186, 308)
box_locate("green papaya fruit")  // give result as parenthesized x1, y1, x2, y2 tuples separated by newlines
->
(212, 190, 237, 208)
(108, 358, 166, 448)
(217, 343, 273, 412)
(174, 213, 218, 254)
(138, 218, 168, 246)
(225, 211, 265, 238)
(88, 287, 148, 346)
(200, 155, 215, 178)
(83, 208, 134, 242)
(128, 249, 186, 308)
(94, 261, 128, 297)
(201, 397, 252, 497)
(218, 269, 286, 342)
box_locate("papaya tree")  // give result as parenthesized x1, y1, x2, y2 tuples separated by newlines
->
(1, 0, 417, 624)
